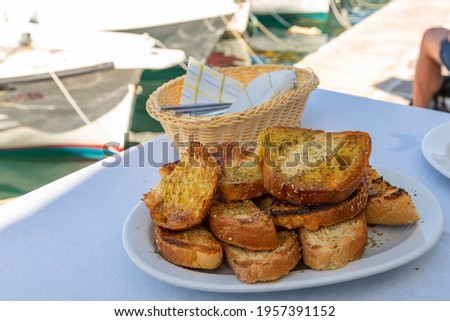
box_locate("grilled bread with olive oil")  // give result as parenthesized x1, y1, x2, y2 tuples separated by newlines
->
(217, 143, 267, 201)
(144, 142, 220, 230)
(222, 228, 301, 283)
(155, 224, 222, 270)
(269, 175, 368, 230)
(257, 127, 371, 206)
(362, 165, 420, 225)
(158, 161, 178, 178)
(300, 213, 367, 270)
(208, 199, 277, 250)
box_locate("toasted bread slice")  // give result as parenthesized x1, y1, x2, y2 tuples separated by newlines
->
(300, 213, 367, 270)
(144, 142, 220, 230)
(223, 229, 301, 283)
(159, 161, 178, 178)
(270, 175, 368, 230)
(257, 126, 371, 206)
(217, 143, 267, 201)
(251, 194, 276, 211)
(155, 224, 222, 270)
(362, 165, 420, 225)
(208, 199, 277, 250)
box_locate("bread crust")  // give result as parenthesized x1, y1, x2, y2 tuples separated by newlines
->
(219, 180, 267, 202)
(270, 175, 368, 230)
(363, 191, 420, 225)
(264, 165, 365, 205)
(144, 142, 220, 230)
(155, 225, 223, 270)
(258, 127, 371, 206)
(251, 194, 276, 211)
(223, 229, 301, 283)
(208, 200, 277, 250)
(217, 143, 267, 201)
(159, 161, 178, 178)
(362, 165, 420, 225)
(300, 213, 367, 270)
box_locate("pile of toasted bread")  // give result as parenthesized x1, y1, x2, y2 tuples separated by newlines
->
(143, 126, 420, 284)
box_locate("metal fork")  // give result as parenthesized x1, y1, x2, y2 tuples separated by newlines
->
(159, 102, 231, 116)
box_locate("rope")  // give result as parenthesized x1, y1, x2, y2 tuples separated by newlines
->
(330, 0, 352, 29)
(219, 15, 265, 65)
(270, 12, 293, 29)
(48, 71, 113, 141)
(48, 71, 92, 125)
(228, 29, 266, 65)
(252, 15, 304, 51)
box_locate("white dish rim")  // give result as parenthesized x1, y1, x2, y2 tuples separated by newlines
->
(422, 122, 450, 179)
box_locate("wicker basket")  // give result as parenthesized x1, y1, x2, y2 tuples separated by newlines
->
(146, 64, 319, 145)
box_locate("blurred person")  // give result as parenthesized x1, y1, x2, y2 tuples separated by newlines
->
(412, 27, 450, 108)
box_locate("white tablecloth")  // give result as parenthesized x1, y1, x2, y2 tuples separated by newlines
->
(1, 89, 449, 300)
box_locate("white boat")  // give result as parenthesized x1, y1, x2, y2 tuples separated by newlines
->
(0, 22, 185, 158)
(251, 0, 331, 26)
(1, 0, 240, 62)
(227, 0, 252, 35)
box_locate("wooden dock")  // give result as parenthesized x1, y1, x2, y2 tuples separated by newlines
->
(295, 0, 450, 105)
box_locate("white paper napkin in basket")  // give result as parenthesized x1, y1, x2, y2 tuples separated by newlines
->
(180, 57, 297, 114)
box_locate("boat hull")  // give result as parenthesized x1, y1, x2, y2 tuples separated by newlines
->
(31, 0, 238, 62)
(0, 67, 141, 159)
(122, 16, 231, 62)
(252, 0, 331, 27)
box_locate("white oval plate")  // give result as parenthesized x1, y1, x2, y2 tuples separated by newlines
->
(122, 165, 444, 293)
(422, 122, 450, 179)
